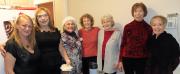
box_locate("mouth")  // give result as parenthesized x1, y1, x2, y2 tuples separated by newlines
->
(41, 20, 48, 23)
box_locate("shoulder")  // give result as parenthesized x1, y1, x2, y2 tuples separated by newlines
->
(5, 38, 17, 57)
(98, 29, 104, 33)
(53, 28, 60, 33)
(124, 21, 134, 29)
(114, 29, 121, 33)
(160, 32, 177, 42)
(78, 28, 83, 33)
(164, 33, 176, 40)
(61, 32, 66, 36)
(93, 27, 100, 30)
(5, 38, 15, 47)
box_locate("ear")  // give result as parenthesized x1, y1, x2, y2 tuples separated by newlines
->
(15, 24, 20, 30)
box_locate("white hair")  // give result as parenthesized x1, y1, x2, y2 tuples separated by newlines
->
(62, 16, 79, 35)
(62, 16, 76, 25)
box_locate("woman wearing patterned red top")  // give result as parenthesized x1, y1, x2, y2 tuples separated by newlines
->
(97, 14, 122, 74)
(79, 13, 99, 74)
(118, 2, 152, 74)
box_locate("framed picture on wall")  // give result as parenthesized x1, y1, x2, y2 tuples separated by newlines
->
(166, 13, 178, 29)
(3, 20, 14, 38)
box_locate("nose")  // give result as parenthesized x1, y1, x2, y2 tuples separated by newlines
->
(25, 26, 31, 31)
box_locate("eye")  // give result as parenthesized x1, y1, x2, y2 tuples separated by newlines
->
(22, 24, 26, 27)
(151, 24, 155, 26)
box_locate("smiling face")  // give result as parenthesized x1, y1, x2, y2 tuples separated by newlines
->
(151, 17, 165, 36)
(36, 10, 49, 27)
(64, 20, 76, 33)
(82, 17, 92, 29)
(102, 18, 113, 30)
(133, 7, 145, 21)
(17, 17, 33, 38)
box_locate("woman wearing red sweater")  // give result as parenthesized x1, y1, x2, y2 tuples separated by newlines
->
(79, 13, 99, 74)
(118, 2, 152, 74)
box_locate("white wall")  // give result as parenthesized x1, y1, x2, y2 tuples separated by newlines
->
(0, 0, 34, 7)
(67, 0, 180, 74)
(54, 0, 68, 31)
(33, 0, 53, 5)
(67, 0, 180, 43)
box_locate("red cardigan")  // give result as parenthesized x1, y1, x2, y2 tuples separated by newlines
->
(119, 20, 152, 61)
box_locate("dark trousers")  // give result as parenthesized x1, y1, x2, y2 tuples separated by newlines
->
(122, 57, 147, 74)
(82, 56, 97, 74)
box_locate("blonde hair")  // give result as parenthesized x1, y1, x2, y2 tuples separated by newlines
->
(101, 14, 115, 27)
(10, 14, 36, 49)
(150, 15, 167, 26)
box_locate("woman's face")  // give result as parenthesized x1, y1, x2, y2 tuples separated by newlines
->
(151, 18, 165, 36)
(102, 18, 113, 30)
(17, 18, 33, 38)
(133, 7, 144, 21)
(82, 17, 92, 29)
(36, 10, 49, 26)
(64, 20, 75, 33)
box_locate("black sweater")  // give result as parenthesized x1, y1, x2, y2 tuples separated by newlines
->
(147, 31, 180, 68)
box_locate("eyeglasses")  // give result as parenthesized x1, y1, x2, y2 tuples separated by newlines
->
(37, 14, 48, 18)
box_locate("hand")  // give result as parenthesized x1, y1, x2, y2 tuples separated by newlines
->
(0, 44, 6, 57)
(114, 63, 119, 69)
(65, 59, 71, 65)
(118, 62, 124, 72)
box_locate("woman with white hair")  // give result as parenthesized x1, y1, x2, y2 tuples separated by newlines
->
(61, 16, 82, 74)
(97, 14, 122, 74)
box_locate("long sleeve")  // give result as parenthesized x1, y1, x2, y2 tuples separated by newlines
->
(119, 26, 128, 62)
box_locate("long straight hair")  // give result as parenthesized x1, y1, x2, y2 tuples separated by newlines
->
(9, 14, 36, 49)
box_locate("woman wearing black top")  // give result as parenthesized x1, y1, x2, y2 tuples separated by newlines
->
(35, 7, 66, 74)
(5, 14, 40, 74)
(146, 15, 180, 74)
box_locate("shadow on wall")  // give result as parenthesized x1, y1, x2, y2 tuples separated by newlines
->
(114, 23, 124, 35)
(144, 8, 157, 24)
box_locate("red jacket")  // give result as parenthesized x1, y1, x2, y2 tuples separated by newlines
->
(119, 20, 152, 61)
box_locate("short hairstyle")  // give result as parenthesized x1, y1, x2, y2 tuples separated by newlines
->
(101, 14, 115, 27)
(35, 7, 55, 30)
(150, 15, 167, 26)
(80, 13, 94, 27)
(131, 2, 147, 17)
(62, 16, 77, 32)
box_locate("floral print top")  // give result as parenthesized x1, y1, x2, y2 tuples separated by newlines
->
(61, 32, 82, 74)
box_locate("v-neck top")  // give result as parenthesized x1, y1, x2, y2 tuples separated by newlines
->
(5, 38, 40, 74)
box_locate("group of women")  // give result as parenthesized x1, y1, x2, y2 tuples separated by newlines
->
(0, 2, 180, 74)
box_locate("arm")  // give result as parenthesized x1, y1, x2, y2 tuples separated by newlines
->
(119, 26, 128, 62)
(0, 44, 6, 56)
(4, 52, 15, 74)
(59, 40, 71, 65)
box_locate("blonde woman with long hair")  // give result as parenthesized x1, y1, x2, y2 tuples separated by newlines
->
(4, 14, 40, 74)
